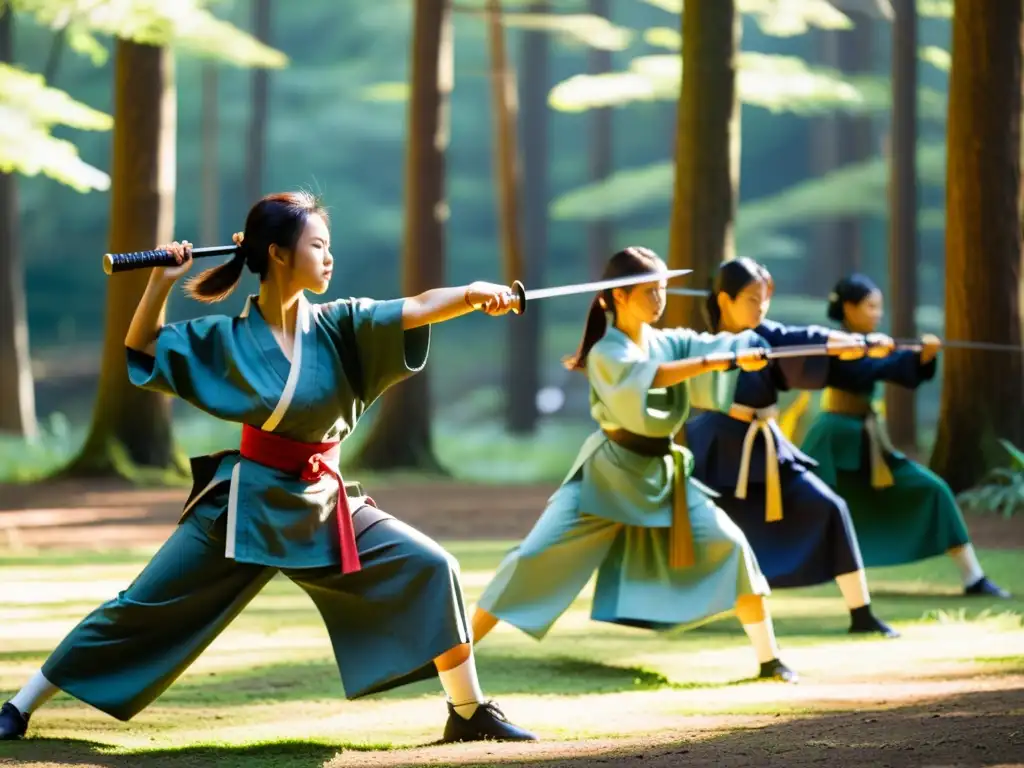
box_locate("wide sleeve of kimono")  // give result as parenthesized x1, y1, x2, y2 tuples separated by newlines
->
(324, 297, 431, 406)
(661, 327, 765, 411)
(756, 318, 831, 391)
(587, 336, 667, 434)
(828, 348, 937, 391)
(126, 316, 252, 418)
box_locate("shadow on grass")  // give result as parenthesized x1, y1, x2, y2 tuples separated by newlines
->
(0, 738, 367, 768)
(145, 655, 708, 710)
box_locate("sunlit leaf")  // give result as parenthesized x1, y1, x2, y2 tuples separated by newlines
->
(641, 26, 680, 51)
(502, 12, 634, 50)
(918, 0, 952, 18)
(359, 81, 409, 103)
(9, 0, 287, 68)
(0, 62, 111, 191)
(920, 45, 951, 73)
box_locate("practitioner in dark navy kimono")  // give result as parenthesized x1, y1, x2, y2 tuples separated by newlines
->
(685, 258, 899, 638)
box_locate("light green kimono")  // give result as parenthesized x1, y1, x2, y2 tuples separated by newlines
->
(477, 324, 770, 638)
(40, 294, 471, 721)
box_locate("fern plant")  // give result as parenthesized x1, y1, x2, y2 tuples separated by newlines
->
(956, 440, 1024, 519)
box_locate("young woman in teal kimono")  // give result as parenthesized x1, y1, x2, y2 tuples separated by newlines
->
(685, 258, 901, 638)
(470, 246, 800, 684)
(0, 191, 536, 743)
(799, 273, 1009, 598)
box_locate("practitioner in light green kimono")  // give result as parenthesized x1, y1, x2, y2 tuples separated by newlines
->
(0, 191, 536, 743)
(472, 246, 798, 683)
(800, 273, 1009, 598)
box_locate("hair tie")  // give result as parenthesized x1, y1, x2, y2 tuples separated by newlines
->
(828, 292, 839, 303)
(598, 296, 607, 310)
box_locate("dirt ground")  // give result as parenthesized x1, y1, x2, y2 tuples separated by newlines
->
(1, 478, 1023, 767)
(2, 477, 1024, 550)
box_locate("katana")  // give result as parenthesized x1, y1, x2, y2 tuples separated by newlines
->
(102, 244, 692, 316)
(476, 269, 693, 315)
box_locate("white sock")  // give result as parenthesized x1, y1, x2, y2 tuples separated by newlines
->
(438, 652, 485, 719)
(10, 670, 58, 715)
(836, 570, 871, 610)
(950, 544, 984, 586)
(742, 617, 781, 664)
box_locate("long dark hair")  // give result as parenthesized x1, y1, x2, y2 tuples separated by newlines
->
(704, 257, 774, 331)
(826, 273, 879, 324)
(185, 190, 329, 303)
(563, 246, 665, 371)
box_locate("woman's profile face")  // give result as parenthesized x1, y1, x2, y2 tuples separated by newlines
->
(719, 279, 770, 330)
(843, 290, 883, 334)
(283, 213, 333, 295)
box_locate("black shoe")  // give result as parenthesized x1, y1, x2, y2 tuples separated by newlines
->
(759, 658, 798, 683)
(442, 700, 537, 743)
(0, 702, 29, 740)
(849, 606, 900, 638)
(965, 577, 1011, 599)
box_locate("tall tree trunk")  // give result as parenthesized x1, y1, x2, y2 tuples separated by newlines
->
(353, 0, 452, 471)
(201, 62, 220, 245)
(246, 0, 271, 202)
(930, 0, 1024, 491)
(885, 0, 919, 454)
(68, 40, 182, 477)
(506, 0, 548, 434)
(485, 2, 534, 434)
(665, 0, 740, 332)
(587, 0, 614, 277)
(0, 7, 38, 439)
(807, 13, 875, 294)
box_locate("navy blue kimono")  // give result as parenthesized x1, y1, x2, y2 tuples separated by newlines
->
(685, 320, 866, 587)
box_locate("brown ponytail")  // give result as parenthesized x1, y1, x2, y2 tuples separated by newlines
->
(563, 295, 610, 371)
(185, 250, 247, 303)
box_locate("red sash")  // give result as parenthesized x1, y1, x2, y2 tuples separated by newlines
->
(239, 424, 361, 574)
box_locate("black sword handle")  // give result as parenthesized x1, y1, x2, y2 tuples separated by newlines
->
(102, 245, 238, 275)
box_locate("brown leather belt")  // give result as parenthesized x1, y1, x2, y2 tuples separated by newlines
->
(603, 428, 694, 569)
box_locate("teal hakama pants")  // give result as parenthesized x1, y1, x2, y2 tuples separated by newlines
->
(477, 480, 768, 638)
(40, 495, 469, 722)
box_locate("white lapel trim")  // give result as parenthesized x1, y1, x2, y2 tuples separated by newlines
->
(260, 294, 308, 433)
(225, 461, 242, 559)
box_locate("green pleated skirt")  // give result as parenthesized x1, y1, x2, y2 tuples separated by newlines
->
(834, 457, 971, 568)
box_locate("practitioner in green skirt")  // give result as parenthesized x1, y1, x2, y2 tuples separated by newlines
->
(799, 273, 1009, 598)
(0, 191, 536, 743)
(472, 246, 801, 684)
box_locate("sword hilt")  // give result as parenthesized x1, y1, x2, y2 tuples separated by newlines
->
(470, 280, 527, 315)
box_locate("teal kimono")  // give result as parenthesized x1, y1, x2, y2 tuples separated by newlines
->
(477, 324, 770, 638)
(800, 349, 970, 567)
(40, 294, 471, 721)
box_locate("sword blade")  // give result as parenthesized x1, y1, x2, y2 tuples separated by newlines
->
(665, 287, 711, 297)
(524, 269, 692, 301)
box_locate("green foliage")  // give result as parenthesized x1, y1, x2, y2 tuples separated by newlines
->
(7, 0, 287, 68)
(552, 143, 947, 238)
(957, 440, 1024, 519)
(0, 61, 111, 190)
(549, 51, 875, 114)
(502, 12, 634, 51)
